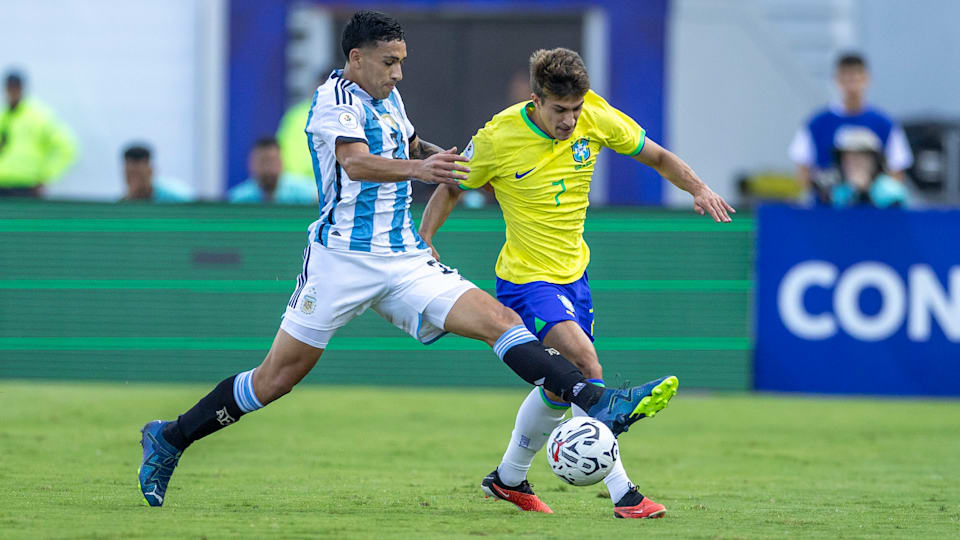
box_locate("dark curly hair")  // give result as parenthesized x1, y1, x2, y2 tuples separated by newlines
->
(341, 10, 405, 59)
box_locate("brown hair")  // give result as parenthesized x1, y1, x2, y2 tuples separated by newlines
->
(529, 48, 590, 100)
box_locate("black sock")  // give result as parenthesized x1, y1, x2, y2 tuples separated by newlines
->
(161, 375, 246, 451)
(501, 341, 604, 410)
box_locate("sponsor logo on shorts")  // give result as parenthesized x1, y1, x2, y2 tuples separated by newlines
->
(557, 294, 576, 316)
(545, 348, 561, 356)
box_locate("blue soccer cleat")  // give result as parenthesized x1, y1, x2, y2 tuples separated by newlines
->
(138, 420, 182, 507)
(586, 375, 679, 437)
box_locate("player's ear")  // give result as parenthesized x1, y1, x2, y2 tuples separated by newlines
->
(348, 48, 363, 68)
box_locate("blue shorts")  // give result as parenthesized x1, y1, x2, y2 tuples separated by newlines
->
(496, 271, 594, 342)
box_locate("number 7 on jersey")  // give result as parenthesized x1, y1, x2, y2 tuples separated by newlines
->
(551, 179, 566, 206)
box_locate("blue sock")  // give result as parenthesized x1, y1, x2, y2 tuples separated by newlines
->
(233, 369, 264, 413)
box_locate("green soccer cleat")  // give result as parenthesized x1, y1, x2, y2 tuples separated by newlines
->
(586, 375, 678, 437)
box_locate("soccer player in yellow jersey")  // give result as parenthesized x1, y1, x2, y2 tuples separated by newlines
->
(420, 48, 735, 519)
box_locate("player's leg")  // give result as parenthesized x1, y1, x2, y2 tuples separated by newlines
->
(139, 243, 372, 507)
(441, 288, 606, 411)
(378, 270, 599, 409)
(374, 261, 580, 513)
(385, 253, 666, 433)
(443, 286, 678, 436)
(488, 278, 598, 492)
(545, 323, 631, 500)
(138, 326, 326, 506)
(493, 320, 601, 487)
(488, 279, 601, 500)
(374, 255, 600, 413)
(541, 322, 665, 517)
(162, 325, 325, 449)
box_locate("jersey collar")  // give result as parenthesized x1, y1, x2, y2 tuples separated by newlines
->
(521, 102, 553, 139)
(330, 69, 374, 103)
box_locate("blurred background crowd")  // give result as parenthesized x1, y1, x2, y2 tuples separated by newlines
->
(1, 0, 958, 209)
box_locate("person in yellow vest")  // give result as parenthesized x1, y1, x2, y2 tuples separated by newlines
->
(0, 71, 77, 197)
(275, 98, 315, 179)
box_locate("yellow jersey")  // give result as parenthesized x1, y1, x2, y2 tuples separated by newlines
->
(459, 90, 645, 284)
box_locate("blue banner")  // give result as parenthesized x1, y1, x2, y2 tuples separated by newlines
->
(755, 205, 960, 396)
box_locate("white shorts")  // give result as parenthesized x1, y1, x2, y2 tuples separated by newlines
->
(281, 243, 477, 348)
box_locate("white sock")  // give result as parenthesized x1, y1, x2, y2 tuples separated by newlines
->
(572, 403, 634, 503)
(497, 387, 568, 487)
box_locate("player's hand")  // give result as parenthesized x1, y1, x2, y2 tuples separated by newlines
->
(692, 187, 736, 223)
(421, 236, 441, 261)
(414, 147, 470, 186)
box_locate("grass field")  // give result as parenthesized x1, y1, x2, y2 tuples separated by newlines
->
(1, 381, 958, 539)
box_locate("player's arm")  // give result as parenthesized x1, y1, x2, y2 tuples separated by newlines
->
(419, 183, 465, 260)
(419, 132, 494, 260)
(634, 138, 735, 223)
(335, 140, 468, 185)
(409, 136, 444, 159)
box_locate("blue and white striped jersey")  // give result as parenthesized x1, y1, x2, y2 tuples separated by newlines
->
(303, 70, 428, 254)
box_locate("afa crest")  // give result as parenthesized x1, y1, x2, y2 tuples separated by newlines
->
(571, 138, 591, 163)
(380, 113, 399, 131)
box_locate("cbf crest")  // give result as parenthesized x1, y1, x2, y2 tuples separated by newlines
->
(571, 138, 591, 163)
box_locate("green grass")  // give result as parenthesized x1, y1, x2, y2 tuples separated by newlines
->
(1, 381, 958, 539)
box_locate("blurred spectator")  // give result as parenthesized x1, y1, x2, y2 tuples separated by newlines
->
(789, 53, 913, 205)
(830, 128, 909, 208)
(276, 71, 333, 179)
(121, 144, 194, 203)
(228, 137, 316, 204)
(0, 70, 77, 197)
(275, 98, 315, 179)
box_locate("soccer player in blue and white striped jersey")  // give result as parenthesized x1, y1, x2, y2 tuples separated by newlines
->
(137, 10, 673, 508)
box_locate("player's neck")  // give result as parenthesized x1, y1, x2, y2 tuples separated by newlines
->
(340, 67, 369, 96)
(527, 104, 553, 139)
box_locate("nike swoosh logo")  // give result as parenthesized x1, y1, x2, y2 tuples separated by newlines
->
(514, 168, 535, 179)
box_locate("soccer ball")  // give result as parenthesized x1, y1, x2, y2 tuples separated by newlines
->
(546, 417, 618, 486)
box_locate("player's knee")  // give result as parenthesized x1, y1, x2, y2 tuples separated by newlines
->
(566, 347, 601, 378)
(473, 304, 525, 345)
(503, 304, 525, 326)
(581, 354, 602, 379)
(493, 304, 524, 332)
